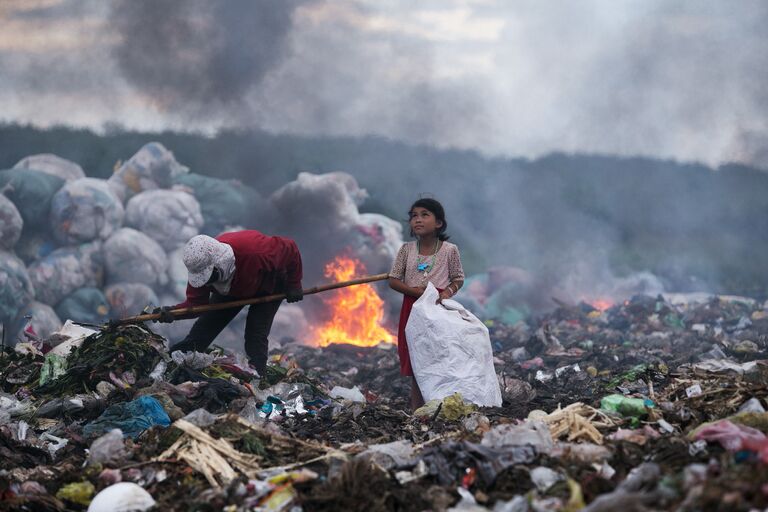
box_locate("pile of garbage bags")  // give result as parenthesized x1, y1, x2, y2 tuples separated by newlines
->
(0, 144, 405, 349)
(0, 145, 266, 345)
(2, 292, 768, 510)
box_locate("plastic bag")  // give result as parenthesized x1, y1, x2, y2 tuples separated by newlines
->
(0, 251, 35, 325)
(0, 168, 64, 225)
(173, 172, 257, 235)
(405, 283, 502, 406)
(0, 193, 22, 250)
(50, 177, 124, 245)
(27, 242, 104, 305)
(83, 396, 171, 439)
(13, 153, 86, 181)
(105, 283, 159, 318)
(11, 301, 62, 344)
(125, 189, 203, 251)
(55, 287, 111, 325)
(87, 428, 132, 466)
(109, 142, 189, 203)
(103, 228, 167, 286)
(88, 482, 156, 512)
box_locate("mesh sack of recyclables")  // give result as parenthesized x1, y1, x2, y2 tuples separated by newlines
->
(103, 228, 167, 286)
(125, 189, 203, 251)
(108, 142, 189, 203)
(13, 153, 86, 182)
(27, 242, 104, 306)
(0, 194, 22, 251)
(0, 168, 64, 225)
(0, 251, 35, 325)
(50, 177, 124, 245)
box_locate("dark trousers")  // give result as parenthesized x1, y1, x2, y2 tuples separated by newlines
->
(170, 293, 281, 375)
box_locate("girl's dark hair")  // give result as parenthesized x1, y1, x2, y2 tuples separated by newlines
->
(409, 198, 450, 241)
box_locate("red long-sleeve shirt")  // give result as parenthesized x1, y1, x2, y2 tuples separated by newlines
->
(175, 230, 302, 309)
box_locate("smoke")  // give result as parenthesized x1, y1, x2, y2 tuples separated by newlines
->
(109, 0, 304, 116)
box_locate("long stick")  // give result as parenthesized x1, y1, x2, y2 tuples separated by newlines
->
(115, 272, 391, 324)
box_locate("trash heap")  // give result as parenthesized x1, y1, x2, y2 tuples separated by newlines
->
(1, 292, 768, 510)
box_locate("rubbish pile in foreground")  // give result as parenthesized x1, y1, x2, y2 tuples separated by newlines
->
(2, 293, 768, 511)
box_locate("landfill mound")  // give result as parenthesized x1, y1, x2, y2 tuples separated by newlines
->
(2, 293, 768, 511)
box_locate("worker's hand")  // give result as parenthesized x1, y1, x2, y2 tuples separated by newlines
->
(411, 286, 426, 298)
(437, 289, 453, 304)
(285, 288, 304, 303)
(152, 306, 175, 323)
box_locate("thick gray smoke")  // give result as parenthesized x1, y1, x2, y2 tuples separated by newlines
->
(109, 0, 303, 114)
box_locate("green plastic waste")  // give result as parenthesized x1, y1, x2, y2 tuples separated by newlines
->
(600, 394, 654, 418)
(39, 353, 67, 386)
(56, 481, 95, 506)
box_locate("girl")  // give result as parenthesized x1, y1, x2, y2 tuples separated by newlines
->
(389, 198, 465, 410)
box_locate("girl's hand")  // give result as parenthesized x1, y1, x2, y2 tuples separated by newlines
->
(411, 286, 426, 298)
(437, 289, 453, 304)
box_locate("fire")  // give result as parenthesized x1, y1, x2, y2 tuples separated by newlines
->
(588, 299, 614, 312)
(312, 255, 395, 347)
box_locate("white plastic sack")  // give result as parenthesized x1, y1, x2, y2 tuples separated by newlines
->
(103, 228, 167, 286)
(27, 242, 104, 306)
(125, 189, 203, 251)
(13, 153, 86, 181)
(108, 142, 189, 203)
(50, 177, 125, 245)
(405, 283, 502, 407)
(0, 194, 23, 250)
(0, 251, 35, 325)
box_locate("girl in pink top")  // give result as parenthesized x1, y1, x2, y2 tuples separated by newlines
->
(389, 198, 465, 410)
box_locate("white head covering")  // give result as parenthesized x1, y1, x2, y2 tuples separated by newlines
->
(182, 235, 235, 292)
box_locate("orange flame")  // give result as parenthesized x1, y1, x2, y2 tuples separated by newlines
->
(312, 255, 395, 347)
(588, 299, 614, 312)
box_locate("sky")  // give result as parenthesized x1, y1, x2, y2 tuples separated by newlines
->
(1, 0, 767, 168)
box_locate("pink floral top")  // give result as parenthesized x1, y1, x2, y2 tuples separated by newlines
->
(389, 241, 464, 289)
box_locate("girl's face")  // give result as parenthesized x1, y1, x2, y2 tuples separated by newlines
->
(410, 207, 443, 237)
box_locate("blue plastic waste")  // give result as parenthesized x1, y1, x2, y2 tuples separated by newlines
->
(83, 396, 171, 439)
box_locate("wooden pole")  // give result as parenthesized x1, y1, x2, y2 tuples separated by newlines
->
(115, 272, 391, 324)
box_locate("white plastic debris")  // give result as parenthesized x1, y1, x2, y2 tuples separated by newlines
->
(330, 385, 366, 403)
(48, 320, 97, 357)
(88, 429, 131, 466)
(40, 432, 68, 457)
(530, 466, 563, 492)
(87, 482, 156, 512)
(738, 397, 766, 414)
(360, 440, 415, 470)
(685, 384, 703, 398)
(171, 351, 215, 370)
(481, 421, 554, 454)
(182, 408, 219, 428)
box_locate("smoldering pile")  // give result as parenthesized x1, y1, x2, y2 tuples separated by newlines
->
(0, 145, 404, 350)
